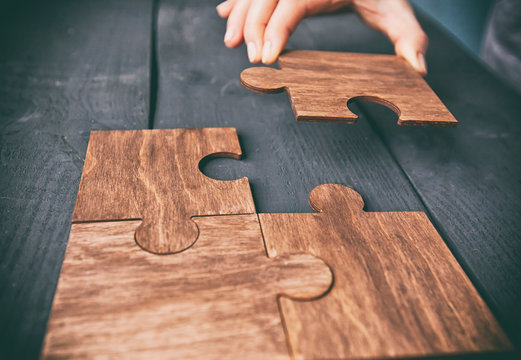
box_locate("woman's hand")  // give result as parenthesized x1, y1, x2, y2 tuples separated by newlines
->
(216, 0, 428, 75)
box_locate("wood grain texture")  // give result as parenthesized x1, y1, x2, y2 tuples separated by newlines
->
(0, 1, 152, 358)
(42, 215, 332, 359)
(72, 128, 255, 254)
(0, 2, 517, 359)
(357, 13, 521, 346)
(259, 184, 512, 359)
(241, 50, 457, 126)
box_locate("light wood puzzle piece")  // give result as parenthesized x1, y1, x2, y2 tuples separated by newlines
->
(72, 128, 256, 254)
(241, 50, 457, 126)
(42, 215, 332, 359)
(259, 184, 511, 359)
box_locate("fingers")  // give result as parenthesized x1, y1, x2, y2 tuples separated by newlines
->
(243, 0, 278, 63)
(217, 0, 307, 64)
(262, 1, 306, 64)
(223, 0, 251, 48)
(217, 0, 350, 65)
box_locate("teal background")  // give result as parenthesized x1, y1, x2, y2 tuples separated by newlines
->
(412, 0, 493, 56)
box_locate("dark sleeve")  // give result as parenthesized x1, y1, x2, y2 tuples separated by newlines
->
(482, 0, 521, 93)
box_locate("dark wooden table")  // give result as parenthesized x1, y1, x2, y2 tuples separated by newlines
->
(1, 1, 520, 358)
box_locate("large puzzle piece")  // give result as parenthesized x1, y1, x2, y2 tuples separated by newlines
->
(42, 215, 332, 359)
(259, 184, 511, 359)
(46, 128, 510, 359)
(241, 50, 457, 126)
(72, 128, 255, 254)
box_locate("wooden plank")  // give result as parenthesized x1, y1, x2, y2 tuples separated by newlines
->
(260, 184, 511, 359)
(0, 1, 152, 358)
(42, 215, 332, 359)
(354, 12, 521, 346)
(73, 128, 255, 254)
(241, 50, 457, 126)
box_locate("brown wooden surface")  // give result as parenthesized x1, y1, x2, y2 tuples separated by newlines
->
(259, 184, 511, 359)
(42, 215, 332, 359)
(241, 50, 457, 126)
(72, 128, 256, 254)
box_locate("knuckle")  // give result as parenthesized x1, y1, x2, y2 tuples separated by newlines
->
(418, 31, 429, 46)
(243, 25, 259, 41)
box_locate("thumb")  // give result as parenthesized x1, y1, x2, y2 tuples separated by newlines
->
(357, 0, 428, 75)
(393, 29, 428, 76)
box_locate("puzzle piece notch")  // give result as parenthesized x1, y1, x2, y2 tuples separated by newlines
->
(241, 50, 458, 126)
(72, 128, 256, 255)
(43, 215, 332, 359)
(259, 184, 511, 359)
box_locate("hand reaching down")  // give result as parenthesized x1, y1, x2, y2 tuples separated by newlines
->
(216, 0, 428, 75)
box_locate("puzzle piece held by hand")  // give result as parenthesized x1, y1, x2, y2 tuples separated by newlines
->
(72, 128, 255, 254)
(259, 184, 511, 359)
(42, 215, 332, 359)
(241, 50, 457, 126)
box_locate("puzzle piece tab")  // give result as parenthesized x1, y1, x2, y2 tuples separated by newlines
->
(42, 215, 332, 359)
(72, 128, 255, 254)
(241, 50, 457, 126)
(259, 184, 511, 359)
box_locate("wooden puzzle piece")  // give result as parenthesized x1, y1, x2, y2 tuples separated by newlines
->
(259, 184, 511, 359)
(42, 215, 332, 359)
(241, 50, 457, 126)
(72, 128, 255, 254)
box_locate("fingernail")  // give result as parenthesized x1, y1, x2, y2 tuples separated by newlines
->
(224, 27, 235, 43)
(417, 52, 427, 75)
(262, 41, 272, 63)
(247, 42, 257, 62)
